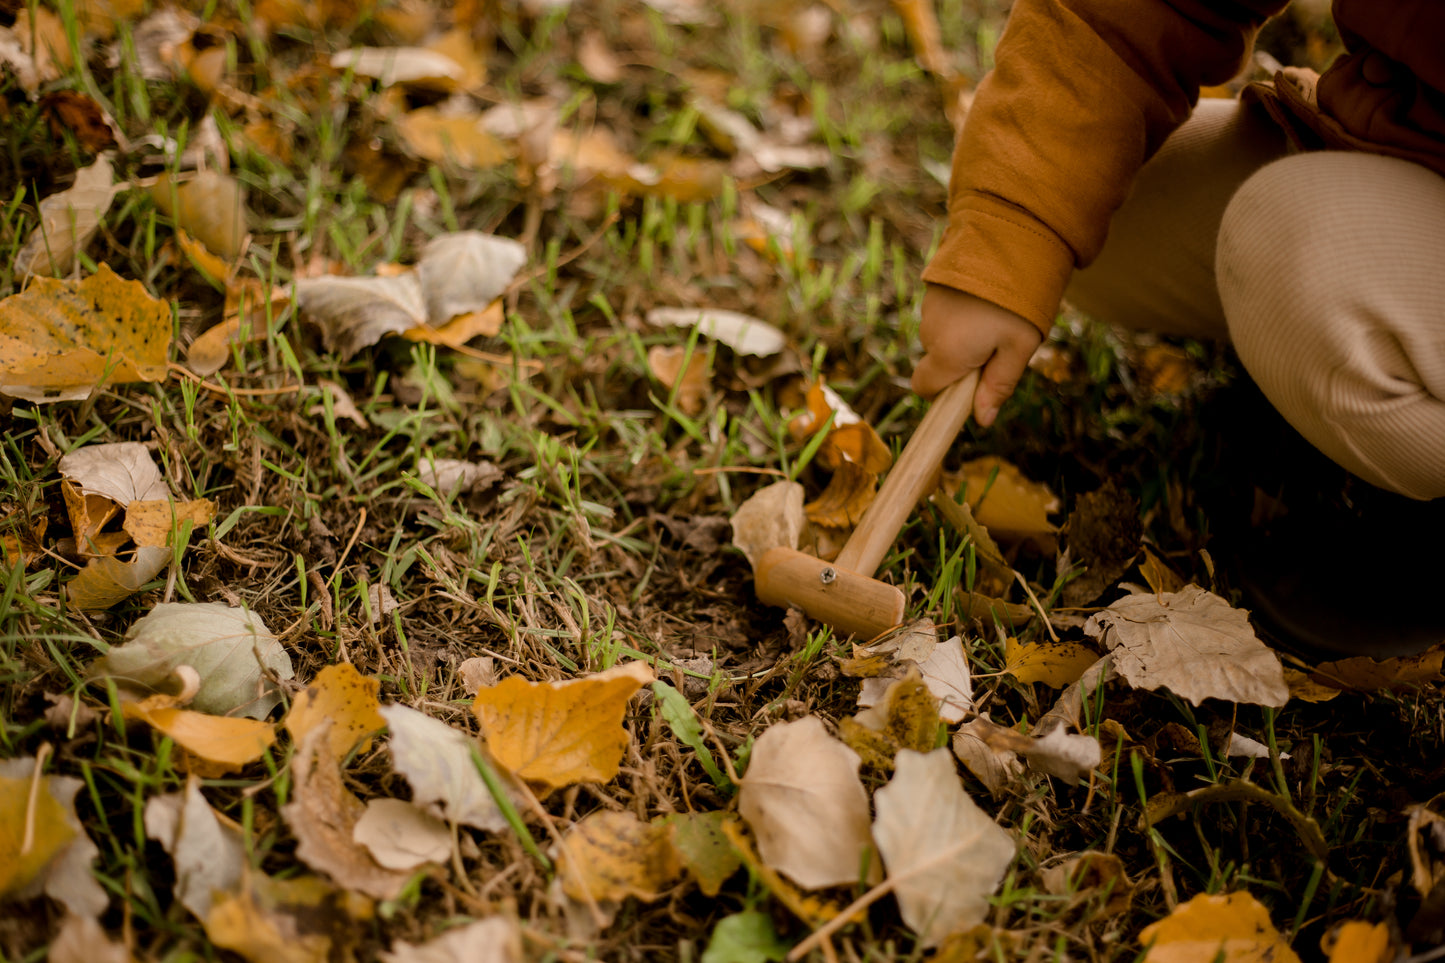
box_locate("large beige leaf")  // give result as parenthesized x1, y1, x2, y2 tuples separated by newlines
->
(415, 231, 525, 325)
(379, 703, 509, 832)
(331, 46, 465, 88)
(737, 715, 877, 889)
(16, 155, 119, 278)
(96, 603, 294, 719)
(59, 441, 169, 503)
(729, 480, 806, 569)
(294, 273, 426, 361)
(144, 776, 246, 920)
(379, 917, 523, 963)
(150, 170, 250, 260)
(0, 265, 171, 401)
(0, 757, 106, 918)
(1085, 586, 1288, 707)
(283, 724, 413, 900)
(873, 749, 1015, 947)
(352, 798, 451, 871)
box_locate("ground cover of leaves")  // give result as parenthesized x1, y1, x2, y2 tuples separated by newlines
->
(1, 2, 1440, 962)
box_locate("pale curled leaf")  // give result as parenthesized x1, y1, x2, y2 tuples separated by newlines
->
(380, 703, 509, 832)
(331, 46, 465, 87)
(294, 273, 427, 360)
(144, 776, 246, 920)
(1085, 586, 1288, 707)
(647, 307, 785, 357)
(379, 918, 524, 963)
(97, 602, 294, 719)
(353, 798, 451, 871)
(59, 441, 168, 504)
(738, 716, 877, 889)
(873, 749, 1015, 947)
(415, 231, 525, 325)
(729, 480, 806, 569)
(16, 155, 119, 278)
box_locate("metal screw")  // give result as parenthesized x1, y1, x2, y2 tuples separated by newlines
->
(819, 567, 837, 585)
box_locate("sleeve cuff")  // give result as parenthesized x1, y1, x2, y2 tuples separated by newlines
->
(921, 194, 1077, 336)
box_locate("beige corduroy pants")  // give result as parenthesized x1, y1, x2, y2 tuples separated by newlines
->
(1065, 98, 1445, 501)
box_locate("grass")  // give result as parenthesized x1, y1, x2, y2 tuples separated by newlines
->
(0, 1, 1428, 962)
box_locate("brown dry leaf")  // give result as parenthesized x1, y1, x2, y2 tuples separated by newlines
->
(1283, 668, 1342, 703)
(49, 914, 135, 963)
(144, 776, 246, 920)
(404, 301, 506, 348)
(953, 715, 1100, 786)
(577, 30, 623, 83)
(729, 480, 806, 569)
(15, 155, 119, 278)
(953, 456, 1060, 543)
(1138, 891, 1301, 963)
(873, 749, 1016, 947)
(558, 810, 682, 903)
(1085, 586, 1289, 707)
(284, 663, 385, 761)
(66, 547, 171, 610)
(122, 498, 215, 548)
(737, 715, 878, 889)
(380, 918, 524, 963)
(1059, 479, 1140, 607)
(1136, 342, 1195, 397)
(664, 812, 742, 897)
(0, 7, 69, 92)
(0, 264, 171, 402)
(0, 757, 105, 917)
(151, 170, 250, 260)
(204, 870, 374, 963)
(719, 819, 842, 928)
(60, 441, 169, 504)
(352, 798, 451, 871)
(283, 724, 413, 900)
(1004, 637, 1101, 688)
(1040, 851, 1135, 920)
(62, 479, 120, 553)
(841, 669, 941, 771)
(806, 459, 879, 530)
(1322, 921, 1392, 963)
(122, 693, 276, 776)
(427, 28, 487, 88)
(648, 345, 710, 415)
(398, 108, 512, 169)
(1308, 646, 1445, 692)
(472, 662, 655, 796)
(1140, 544, 1187, 596)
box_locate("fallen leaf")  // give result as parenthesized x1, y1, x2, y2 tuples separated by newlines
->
(665, 812, 743, 897)
(96, 602, 294, 719)
(701, 910, 789, 963)
(204, 870, 374, 963)
(331, 46, 465, 89)
(951, 717, 1025, 796)
(805, 460, 879, 530)
(729, 480, 806, 569)
(648, 344, 711, 415)
(122, 498, 216, 548)
(1138, 891, 1301, 963)
(1224, 732, 1288, 761)
(1309, 646, 1445, 692)
(737, 715, 877, 889)
(294, 272, 427, 361)
(1140, 545, 1187, 596)
(403, 301, 505, 347)
(414, 231, 526, 324)
(557, 810, 681, 903)
(379, 917, 524, 963)
(15, 155, 119, 278)
(1004, 637, 1101, 688)
(1085, 586, 1289, 707)
(60, 441, 168, 504)
(1059, 479, 1140, 607)
(953, 714, 1100, 787)
(577, 31, 622, 83)
(48, 914, 135, 963)
(873, 749, 1015, 947)
(1039, 851, 1135, 919)
(472, 663, 654, 795)
(952, 456, 1059, 543)
(0, 757, 105, 917)
(151, 170, 250, 260)
(1025, 726, 1104, 782)
(284, 662, 385, 761)
(65, 546, 171, 610)
(380, 703, 509, 832)
(0, 264, 171, 402)
(284, 723, 413, 900)
(353, 798, 451, 871)
(122, 693, 276, 775)
(915, 635, 975, 723)
(397, 108, 512, 169)
(647, 307, 786, 357)
(1323, 921, 1392, 963)
(144, 776, 246, 920)
(841, 669, 941, 771)
(1283, 667, 1341, 703)
(416, 458, 502, 495)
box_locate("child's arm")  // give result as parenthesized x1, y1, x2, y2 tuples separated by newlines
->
(918, 0, 1289, 406)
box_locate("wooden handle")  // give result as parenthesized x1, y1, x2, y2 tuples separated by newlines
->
(755, 546, 907, 640)
(833, 370, 979, 577)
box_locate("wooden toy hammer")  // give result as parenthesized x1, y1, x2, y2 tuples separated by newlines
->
(754, 370, 980, 638)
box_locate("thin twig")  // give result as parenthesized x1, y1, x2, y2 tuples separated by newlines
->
(22, 743, 54, 856)
(167, 362, 302, 396)
(1014, 571, 1060, 643)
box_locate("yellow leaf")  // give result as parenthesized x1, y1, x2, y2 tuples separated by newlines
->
(66, 546, 170, 611)
(472, 662, 654, 796)
(558, 810, 681, 903)
(205, 871, 373, 963)
(123, 498, 216, 548)
(402, 299, 505, 348)
(1139, 891, 1301, 963)
(284, 663, 385, 761)
(1324, 921, 1392, 963)
(176, 228, 233, 285)
(0, 774, 77, 897)
(1308, 647, 1445, 692)
(804, 459, 878, 530)
(0, 264, 170, 400)
(1282, 668, 1341, 703)
(397, 108, 511, 169)
(1140, 545, 1186, 596)
(1004, 637, 1101, 688)
(151, 171, 250, 261)
(839, 669, 941, 771)
(647, 344, 710, 416)
(953, 456, 1059, 542)
(123, 695, 276, 776)
(61, 478, 120, 552)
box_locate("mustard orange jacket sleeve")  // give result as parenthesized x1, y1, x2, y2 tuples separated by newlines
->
(921, 0, 1289, 335)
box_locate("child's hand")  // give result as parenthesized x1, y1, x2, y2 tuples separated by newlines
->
(911, 284, 1043, 428)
